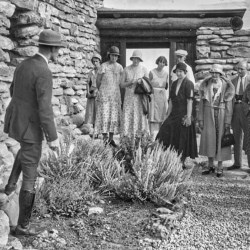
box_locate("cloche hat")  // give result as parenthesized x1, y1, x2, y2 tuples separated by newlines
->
(108, 46, 120, 56)
(210, 64, 224, 75)
(35, 29, 65, 47)
(173, 62, 187, 73)
(175, 49, 188, 57)
(130, 50, 143, 62)
(91, 53, 102, 62)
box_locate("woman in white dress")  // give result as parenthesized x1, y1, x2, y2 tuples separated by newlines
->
(149, 56, 169, 139)
(121, 50, 149, 141)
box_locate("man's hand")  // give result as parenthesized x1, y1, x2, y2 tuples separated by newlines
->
(48, 138, 60, 151)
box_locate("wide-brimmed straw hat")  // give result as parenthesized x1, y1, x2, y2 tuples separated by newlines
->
(175, 49, 188, 57)
(35, 29, 65, 47)
(210, 64, 224, 75)
(173, 62, 187, 73)
(130, 50, 143, 62)
(108, 46, 120, 56)
(91, 53, 102, 63)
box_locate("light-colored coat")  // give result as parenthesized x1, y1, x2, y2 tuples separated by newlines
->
(198, 76, 235, 161)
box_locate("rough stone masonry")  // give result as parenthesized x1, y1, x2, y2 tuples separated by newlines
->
(1, 0, 250, 247)
(0, 0, 103, 247)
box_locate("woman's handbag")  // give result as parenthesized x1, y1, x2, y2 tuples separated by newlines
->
(221, 130, 235, 148)
(134, 77, 153, 95)
(134, 77, 153, 115)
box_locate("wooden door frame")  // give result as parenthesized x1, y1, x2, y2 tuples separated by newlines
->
(97, 7, 245, 74)
(100, 37, 196, 85)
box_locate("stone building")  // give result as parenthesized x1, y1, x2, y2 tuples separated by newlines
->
(0, 1, 250, 246)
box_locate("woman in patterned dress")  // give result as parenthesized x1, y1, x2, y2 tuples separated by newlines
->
(95, 46, 123, 146)
(149, 56, 169, 139)
(121, 50, 149, 141)
(85, 53, 101, 129)
(198, 64, 234, 177)
(156, 62, 197, 167)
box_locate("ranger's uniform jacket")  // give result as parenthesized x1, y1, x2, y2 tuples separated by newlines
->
(4, 54, 57, 143)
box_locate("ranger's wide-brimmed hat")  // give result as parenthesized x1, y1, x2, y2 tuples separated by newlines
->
(35, 29, 65, 47)
(130, 49, 143, 62)
(173, 62, 187, 73)
(210, 64, 224, 75)
(175, 49, 188, 57)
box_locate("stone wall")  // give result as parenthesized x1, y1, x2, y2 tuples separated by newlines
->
(195, 26, 250, 81)
(0, 0, 103, 136)
(0, 0, 103, 247)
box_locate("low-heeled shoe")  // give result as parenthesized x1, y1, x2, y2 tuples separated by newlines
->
(227, 165, 240, 170)
(202, 167, 215, 175)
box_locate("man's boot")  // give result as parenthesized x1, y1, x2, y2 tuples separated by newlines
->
(15, 189, 40, 236)
(4, 150, 22, 195)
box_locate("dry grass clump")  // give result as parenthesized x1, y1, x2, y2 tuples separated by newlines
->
(35, 131, 192, 217)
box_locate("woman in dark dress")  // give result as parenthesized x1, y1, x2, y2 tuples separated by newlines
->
(156, 62, 197, 166)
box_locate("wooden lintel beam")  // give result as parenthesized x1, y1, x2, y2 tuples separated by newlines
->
(99, 29, 197, 38)
(96, 17, 232, 30)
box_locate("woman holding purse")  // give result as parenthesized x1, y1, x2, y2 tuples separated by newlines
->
(156, 62, 197, 168)
(198, 64, 235, 177)
(121, 50, 149, 141)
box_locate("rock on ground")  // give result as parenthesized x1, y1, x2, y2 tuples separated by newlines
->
(0, 210, 10, 246)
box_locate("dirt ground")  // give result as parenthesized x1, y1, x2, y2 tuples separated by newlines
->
(17, 159, 250, 250)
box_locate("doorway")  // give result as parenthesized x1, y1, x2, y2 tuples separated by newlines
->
(126, 48, 170, 100)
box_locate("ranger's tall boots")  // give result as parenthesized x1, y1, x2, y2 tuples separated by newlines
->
(15, 189, 40, 236)
(4, 150, 22, 195)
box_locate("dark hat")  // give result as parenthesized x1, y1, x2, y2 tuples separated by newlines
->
(36, 29, 65, 47)
(108, 46, 120, 56)
(173, 62, 187, 73)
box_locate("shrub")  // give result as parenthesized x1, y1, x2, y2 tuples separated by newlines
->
(36, 132, 119, 217)
(36, 130, 193, 217)
(113, 142, 193, 205)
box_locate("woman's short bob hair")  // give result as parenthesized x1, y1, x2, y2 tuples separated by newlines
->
(155, 56, 168, 65)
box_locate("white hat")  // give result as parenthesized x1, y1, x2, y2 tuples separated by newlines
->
(92, 53, 102, 62)
(210, 64, 224, 75)
(175, 49, 188, 57)
(130, 50, 143, 62)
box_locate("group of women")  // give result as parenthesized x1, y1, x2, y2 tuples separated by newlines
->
(85, 46, 237, 178)
(85, 46, 169, 147)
